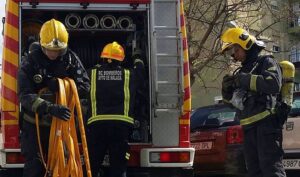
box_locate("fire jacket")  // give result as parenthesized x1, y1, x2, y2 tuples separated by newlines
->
(233, 54, 282, 127)
(17, 44, 90, 125)
(87, 59, 145, 127)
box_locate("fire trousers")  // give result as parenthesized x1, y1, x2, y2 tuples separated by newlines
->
(87, 122, 130, 177)
(243, 115, 286, 177)
(20, 120, 50, 177)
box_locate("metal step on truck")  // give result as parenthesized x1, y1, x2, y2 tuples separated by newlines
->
(0, 0, 194, 176)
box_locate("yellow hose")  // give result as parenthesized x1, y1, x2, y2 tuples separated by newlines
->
(35, 78, 91, 177)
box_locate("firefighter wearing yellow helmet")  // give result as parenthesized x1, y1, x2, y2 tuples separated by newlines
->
(87, 41, 145, 177)
(101, 41, 125, 62)
(17, 19, 90, 177)
(220, 27, 286, 177)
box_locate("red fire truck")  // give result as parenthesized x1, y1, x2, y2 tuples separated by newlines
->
(0, 0, 194, 176)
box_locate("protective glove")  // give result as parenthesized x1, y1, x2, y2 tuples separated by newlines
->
(234, 72, 251, 90)
(222, 88, 233, 101)
(222, 74, 235, 92)
(46, 78, 59, 93)
(47, 104, 71, 121)
(37, 101, 71, 121)
(132, 48, 142, 60)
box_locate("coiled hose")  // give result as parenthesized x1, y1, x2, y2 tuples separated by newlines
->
(83, 14, 99, 29)
(65, 13, 82, 29)
(35, 78, 91, 177)
(117, 16, 133, 29)
(100, 15, 117, 29)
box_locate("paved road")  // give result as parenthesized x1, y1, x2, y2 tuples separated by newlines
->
(195, 171, 299, 177)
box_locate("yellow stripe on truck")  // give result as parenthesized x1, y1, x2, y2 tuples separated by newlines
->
(180, 119, 190, 125)
(3, 48, 19, 66)
(4, 24, 19, 42)
(7, 0, 19, 17)
(2, 120, 18, 125)
(2, 72, 17, 91)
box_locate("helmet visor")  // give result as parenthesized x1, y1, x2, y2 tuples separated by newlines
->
(223, 45, 237, 58)
(42, 47, 67, 60)
(41, 38, 67, 50)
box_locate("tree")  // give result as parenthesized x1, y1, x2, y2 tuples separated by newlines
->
(184, 0, 290, 87)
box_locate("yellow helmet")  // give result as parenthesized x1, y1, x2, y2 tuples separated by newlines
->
(221, 27, 256, 52)
(40, 19, 69, 50)
(101, 42, 125, 61)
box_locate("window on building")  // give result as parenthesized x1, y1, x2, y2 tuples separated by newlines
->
(273, 45, 280, 52)
(295, 83, 300, 92)
(271, 1, 279, 11)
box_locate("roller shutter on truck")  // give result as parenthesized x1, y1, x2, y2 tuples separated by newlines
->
(1, 0, 194, 176)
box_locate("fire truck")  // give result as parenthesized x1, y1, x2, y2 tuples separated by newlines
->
(0, 0, 194, 176)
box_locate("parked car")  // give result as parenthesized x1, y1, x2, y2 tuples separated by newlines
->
(191, 103, 247, 177)
(282, 93, 300, 176)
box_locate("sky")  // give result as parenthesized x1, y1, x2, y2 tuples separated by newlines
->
(0, 1, 5, 59)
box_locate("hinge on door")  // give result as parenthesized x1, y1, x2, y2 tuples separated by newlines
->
(130, 3, 139, 10)
(80, 2, 90, 9)
(30, 1, 39, 8)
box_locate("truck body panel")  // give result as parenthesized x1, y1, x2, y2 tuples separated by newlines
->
(1, 0, 194, 175)
(19, 0, 150, 3)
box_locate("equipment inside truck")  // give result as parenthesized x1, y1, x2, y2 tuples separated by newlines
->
(21, 9, 151, 143)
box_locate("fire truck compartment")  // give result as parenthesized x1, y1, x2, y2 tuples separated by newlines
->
(21, 8, 151, 143)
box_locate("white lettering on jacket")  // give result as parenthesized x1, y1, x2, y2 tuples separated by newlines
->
(98, 70, 122, 80)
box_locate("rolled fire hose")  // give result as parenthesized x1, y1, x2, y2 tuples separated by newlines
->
(100, 15, 117, 29)
(35, 78, 91, 177)
(117, 16, 133, 29)
(83, 14, 99, 29)
(65, 13, 82, 29)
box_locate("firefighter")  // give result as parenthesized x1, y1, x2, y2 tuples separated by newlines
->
(17, 19, 90, 177)
(87, 41, 145, 177)
(220, 27, 286, 177)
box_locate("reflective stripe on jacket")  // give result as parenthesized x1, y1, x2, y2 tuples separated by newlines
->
(236, 55, 282, 127)
(87, 64, 137, 126)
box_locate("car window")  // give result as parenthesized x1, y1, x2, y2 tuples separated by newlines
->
(289, 96, 300, 118)
(191, 108, 212, 130)
(191, 105, 237, 131)
(292, 97, 300, 109)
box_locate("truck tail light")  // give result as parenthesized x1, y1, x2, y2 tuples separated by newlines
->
(226, 125, 243, 144)
(150, 152, 190, 163)
(6, 152, 25, 164)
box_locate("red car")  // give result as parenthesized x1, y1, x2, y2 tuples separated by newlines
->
(191, 104, 247, 176)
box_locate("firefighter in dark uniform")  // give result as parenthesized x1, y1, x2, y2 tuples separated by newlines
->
(87, 41, 145, 177)
(220, 27, 286, 177)
(17, 19, 90, 177)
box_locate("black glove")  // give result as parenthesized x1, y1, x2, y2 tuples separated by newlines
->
(222, 88, 233, 101)
(47, 104, 71, 121)
(46, 78, 59, 92)
(222, 74, 235, 92)
(234, 72, 251, 90)
(132, 49, 142, 60)
(36, 101, 71, 121)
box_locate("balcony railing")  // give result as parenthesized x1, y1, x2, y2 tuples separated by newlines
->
(289, 52, 300, 63)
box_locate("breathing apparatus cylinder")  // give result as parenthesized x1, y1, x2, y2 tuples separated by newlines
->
(279, 61, 295, 107)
